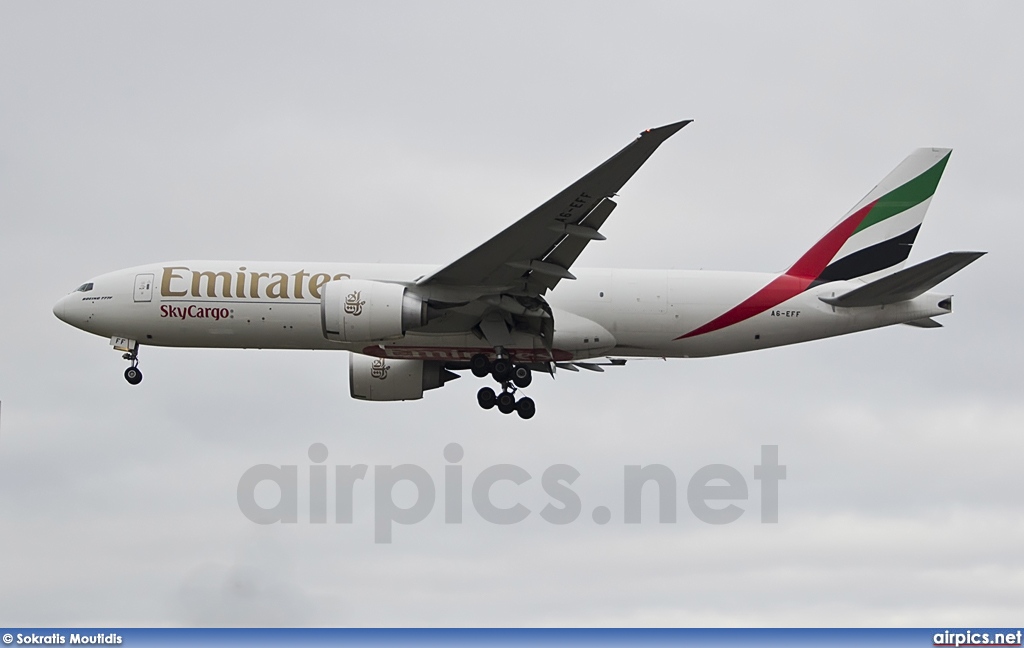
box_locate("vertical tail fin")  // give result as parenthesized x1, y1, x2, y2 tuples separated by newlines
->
(787, 148, 952, 284)
(677, 148, 954, 340)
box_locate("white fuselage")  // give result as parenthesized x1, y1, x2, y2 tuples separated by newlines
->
(53, 261, 952, 361)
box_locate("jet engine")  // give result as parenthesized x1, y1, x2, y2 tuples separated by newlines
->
(349, 354, 458, 401)
(321, 279, 428, 342)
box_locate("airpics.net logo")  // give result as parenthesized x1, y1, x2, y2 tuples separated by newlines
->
(934, 630, 1023, 647)
(236, 444, 786, 543)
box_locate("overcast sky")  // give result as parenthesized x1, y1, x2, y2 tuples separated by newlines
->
(1, 1, 1022, 627)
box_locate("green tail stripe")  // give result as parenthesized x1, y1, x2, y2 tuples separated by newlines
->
(853, 152, 951, 234)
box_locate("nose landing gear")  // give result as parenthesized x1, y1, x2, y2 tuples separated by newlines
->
(471, 353, 536, 419)
(122, 350, 142, 385)
(111, 337, 143, 385)
(124, 365, 143, 385)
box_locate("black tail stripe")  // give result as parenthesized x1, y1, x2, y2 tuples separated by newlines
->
(813, 225, 921, 285)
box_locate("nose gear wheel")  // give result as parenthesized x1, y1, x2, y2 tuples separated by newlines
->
(122, 348, 143, 385)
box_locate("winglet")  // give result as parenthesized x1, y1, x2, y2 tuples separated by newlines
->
(641, 120, 693, 142)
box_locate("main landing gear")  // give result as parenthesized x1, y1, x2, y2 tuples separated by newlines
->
(471, 353, 536, 419)
(123, 349, 143, 385)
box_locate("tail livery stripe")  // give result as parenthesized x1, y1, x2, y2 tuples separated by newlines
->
(814, 225, 920, 284)
(822, 149, 951, 280)
(786, 202, 877, 280)
(851, 152, 949, 235)
(677, 274, 813, 340)
(676, 201, 876, 340)
(677, 150, 950, 340)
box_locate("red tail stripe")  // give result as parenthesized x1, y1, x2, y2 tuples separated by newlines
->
(787, 200, 877, 279)
(677, 200, 876, 339)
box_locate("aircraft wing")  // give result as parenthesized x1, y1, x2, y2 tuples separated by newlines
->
(418, 120, 692, 296)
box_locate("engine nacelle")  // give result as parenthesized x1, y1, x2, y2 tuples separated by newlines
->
(321, 279, 427, 342)
(349, 354, 457, 401)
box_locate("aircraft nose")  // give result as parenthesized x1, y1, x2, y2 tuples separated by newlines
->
(53, 295, 68, 323)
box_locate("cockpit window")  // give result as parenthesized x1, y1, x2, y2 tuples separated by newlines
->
(75, 283, 94, 293)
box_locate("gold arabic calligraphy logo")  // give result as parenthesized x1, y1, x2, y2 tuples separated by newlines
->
(344, 290, 366, 316)
(370, 358, 390, 380)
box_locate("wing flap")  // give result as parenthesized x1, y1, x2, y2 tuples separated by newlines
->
(528, 198, 617, 293)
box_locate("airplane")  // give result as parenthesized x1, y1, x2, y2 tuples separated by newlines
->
(53, 120, 984, 419)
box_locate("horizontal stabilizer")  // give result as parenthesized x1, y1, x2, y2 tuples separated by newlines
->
(820, 251, 985, 307)
(904, 317, 943, 329)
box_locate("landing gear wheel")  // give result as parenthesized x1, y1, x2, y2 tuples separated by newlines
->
(470, 354, 491, 378)
(477, 386, 497, 410)
(491, 358, 512, 383)
(124, 366, 143, 385)
(512, 365, 532, 388)
(515, 397, 536, 420)
(496, 391, 516, 414)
